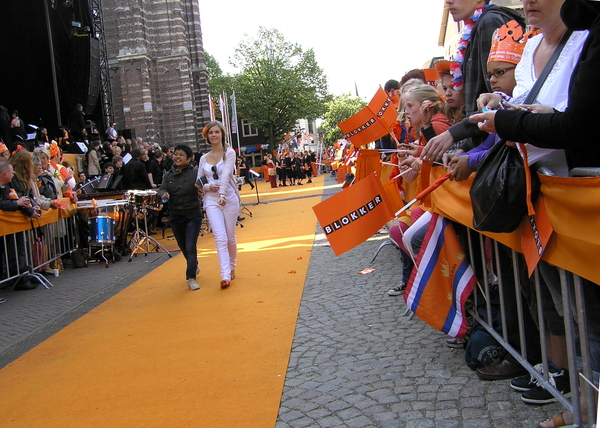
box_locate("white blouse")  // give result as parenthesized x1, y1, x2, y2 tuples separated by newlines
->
(512, 31, 589, 176)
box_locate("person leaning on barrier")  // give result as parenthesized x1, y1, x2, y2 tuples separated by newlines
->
(0, 160, 40, 290)
(420, 0, 525, 162)
(470, 1, 600, 425)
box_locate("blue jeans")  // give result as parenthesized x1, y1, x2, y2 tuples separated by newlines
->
(169, 212, 202, 280)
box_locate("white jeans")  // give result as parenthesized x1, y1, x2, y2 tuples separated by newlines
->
(204, 198, 238, 281)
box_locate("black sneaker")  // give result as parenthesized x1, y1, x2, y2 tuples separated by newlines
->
(387, 282, 406, 296)
(521, 368, 571, 405)
(510, 363, 544, 392)
(14, 280, 38, 291)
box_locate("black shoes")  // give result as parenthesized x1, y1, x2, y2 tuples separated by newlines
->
(510, 363, 572, 404)
(14, 280, 38, 291)
(521, 368, 571, 404)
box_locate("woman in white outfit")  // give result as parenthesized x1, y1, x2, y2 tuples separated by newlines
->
(196, 121, 240, 289)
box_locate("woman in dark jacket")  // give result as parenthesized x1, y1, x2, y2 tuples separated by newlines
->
(157, 144, 202, 291)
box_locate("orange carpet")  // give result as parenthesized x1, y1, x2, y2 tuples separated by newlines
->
(0, 174, 336, 428)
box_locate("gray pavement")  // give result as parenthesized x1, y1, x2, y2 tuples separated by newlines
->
(0, 173, 565, 427)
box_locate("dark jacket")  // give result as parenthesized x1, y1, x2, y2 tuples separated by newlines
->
(157, 164, 201, 216)
(449, 5, 525, 149)
(495, 0, 600, 169)
(122, 158, 150, 190)
(2, 178, 36, 217)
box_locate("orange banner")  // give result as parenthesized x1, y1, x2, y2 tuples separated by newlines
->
(0, 199, 76, 236)
(313, 173, 394, 256)
(338, 87, 397, 147)
(429, 167, 600, 285)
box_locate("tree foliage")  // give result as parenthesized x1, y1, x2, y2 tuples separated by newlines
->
(231, 27, 330, 149)
(320, 94, 367, 146)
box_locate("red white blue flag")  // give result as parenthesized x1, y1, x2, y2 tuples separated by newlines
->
(404, 212, 476, 338)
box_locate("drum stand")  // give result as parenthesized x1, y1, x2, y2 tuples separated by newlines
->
(128, 204, 172, 262)
(239, 202, 253, 218)
(89, 235, 111, 268)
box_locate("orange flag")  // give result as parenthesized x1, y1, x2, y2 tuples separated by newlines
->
(313, 172, 394, 256)
(521, 196, 553, 277)
(337, 164, 347, 184)
(338, 87, 397, 147)
(354, 149, 381, 183)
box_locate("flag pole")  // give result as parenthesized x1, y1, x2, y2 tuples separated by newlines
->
(394, 172, 451, 217)
(230, 91, 241, 153)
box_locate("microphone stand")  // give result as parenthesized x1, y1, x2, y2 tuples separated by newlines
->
(253, 174, 260, 205)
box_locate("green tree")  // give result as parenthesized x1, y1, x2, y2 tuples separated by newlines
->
(231, 27, 330, 150)
(320, 94, 367, 146)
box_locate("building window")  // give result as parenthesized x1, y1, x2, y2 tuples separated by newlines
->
(242, 119, 258, 137)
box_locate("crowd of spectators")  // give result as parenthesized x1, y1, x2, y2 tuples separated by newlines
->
(347, 0, 600, 426)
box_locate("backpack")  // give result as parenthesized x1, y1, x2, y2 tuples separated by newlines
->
(464, 284, 506, 370)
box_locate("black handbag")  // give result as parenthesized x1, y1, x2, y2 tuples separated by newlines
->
(470, 142, 540, 233)
(469, 29, 571, 233)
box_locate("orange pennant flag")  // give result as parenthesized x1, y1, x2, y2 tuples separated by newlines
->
(354, 149, 381, 183)
(521, 195, 553, 277)
(382, 179, 404, 215)
(313, 172, 394, 256)
(337, 164, 347, 184)
(338, 86, 397, 147)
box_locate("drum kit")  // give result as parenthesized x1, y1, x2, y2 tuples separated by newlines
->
(76, 190, 171, 267)
(124, 190, 171, 262)
(76, 199, 129, 266)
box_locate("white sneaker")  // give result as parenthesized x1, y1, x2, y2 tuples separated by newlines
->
(187, 279, 200, 291)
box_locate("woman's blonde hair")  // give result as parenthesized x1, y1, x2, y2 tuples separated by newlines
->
(202, 121, 228, 150)
(9, 149, 35, 192)
(405, 85, 443, 136)
(406, 84, 442, 110)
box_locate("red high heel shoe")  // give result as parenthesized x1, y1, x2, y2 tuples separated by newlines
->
(220, 280, 230, 289)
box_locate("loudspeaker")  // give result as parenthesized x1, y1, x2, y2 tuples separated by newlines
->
(70, 34, 100, 115)
(122, 128, 136, 141)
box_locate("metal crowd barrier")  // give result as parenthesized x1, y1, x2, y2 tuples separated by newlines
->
(0, 215, 78, 290)
(465, 229, 598, 427)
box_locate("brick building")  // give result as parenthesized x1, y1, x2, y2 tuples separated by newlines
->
(103, 0, 210, 151)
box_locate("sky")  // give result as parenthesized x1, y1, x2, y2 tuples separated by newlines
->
(197, 0, 447, 101)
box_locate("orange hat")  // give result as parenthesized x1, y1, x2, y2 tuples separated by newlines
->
(434, 60, 458, 75)
(49, 141, 60, 158)
(488, 20, 538, 64)
(0, 142, 7, 153)
(423, 68, 439, 85)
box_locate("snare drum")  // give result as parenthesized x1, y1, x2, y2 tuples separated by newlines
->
(88, 215, 115, 245)
(125, 190, 160, 208)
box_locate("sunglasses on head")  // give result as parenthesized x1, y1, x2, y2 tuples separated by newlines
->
(211, 165, 218, 179)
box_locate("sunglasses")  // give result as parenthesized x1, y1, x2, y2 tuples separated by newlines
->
(485, 66, 516, 81)
(211, 165, 219, 179)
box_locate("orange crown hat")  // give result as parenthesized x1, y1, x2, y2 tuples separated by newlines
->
(0, 142, 7, 153)
(488, 21, 540, 64)
(49, 141, 60, 158)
